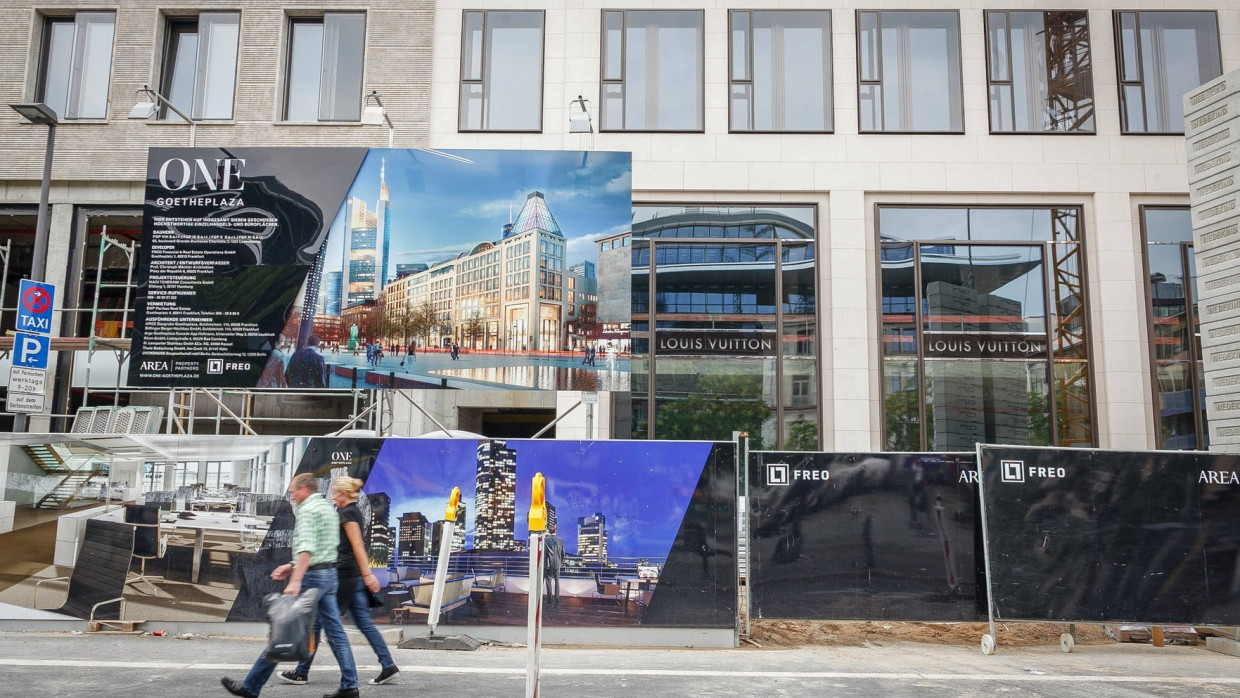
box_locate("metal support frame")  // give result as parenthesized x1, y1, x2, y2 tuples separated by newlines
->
(975, 442, 999, 655)
(735, 432, 751, 640)
(530, 399, 583, 439)
(82, 227, 137, 410)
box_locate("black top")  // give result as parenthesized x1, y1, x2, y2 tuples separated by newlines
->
(336, 502, 364, 578)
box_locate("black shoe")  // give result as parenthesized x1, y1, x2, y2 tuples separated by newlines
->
(279, 671, 308, 685)
(322, 689, 359, 698)
(369, 666, 400, 685)
(220, 678, 258, 698)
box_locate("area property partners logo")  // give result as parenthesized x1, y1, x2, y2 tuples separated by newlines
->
(765, 462, 830, 486)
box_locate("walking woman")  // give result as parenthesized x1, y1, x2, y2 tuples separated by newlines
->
(280, 477, 400, 687)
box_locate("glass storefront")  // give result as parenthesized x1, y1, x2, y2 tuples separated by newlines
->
(880, 205, 1092, 450)
(1142, 207, 1207, 450)
(631, 205, 818, 450)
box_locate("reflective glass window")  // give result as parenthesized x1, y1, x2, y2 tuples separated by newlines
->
(601, 10, 703, 131)
(1116, 11, 1221, 134)
(730, 10, 832, 132)
(986, 11, 1094, 133)
(459, 11, 544, 131)
(285, 13, 365, 122)
(857, 11, 963, 132)
(160, 12, 240, 120)
(38, 12, 115, 120)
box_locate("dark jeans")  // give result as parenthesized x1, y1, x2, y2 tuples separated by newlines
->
(296, 575, 396, 675)
(241, 568, 358, 695)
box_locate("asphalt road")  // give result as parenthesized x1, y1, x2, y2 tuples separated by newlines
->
(0, 631, 1237, 697)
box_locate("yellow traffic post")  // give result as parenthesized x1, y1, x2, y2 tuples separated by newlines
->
(526, 473, 547, 698)
(427, 486, 461, 634)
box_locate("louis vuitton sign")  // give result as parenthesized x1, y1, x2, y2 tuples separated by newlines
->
(923, 332, 1047, 359)
(655, 330, 778, 357)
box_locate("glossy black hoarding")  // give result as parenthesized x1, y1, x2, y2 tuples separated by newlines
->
(748, 452, 982, 621)
(980, 446, 1240, 625)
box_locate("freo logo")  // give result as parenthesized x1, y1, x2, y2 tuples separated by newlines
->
(766, 463, 789, 486)
(1001, 459, 1066, 483)
(158, 157, 246, 192)
(1001, 460, 1025, 483)
(207, 359, 224, 374)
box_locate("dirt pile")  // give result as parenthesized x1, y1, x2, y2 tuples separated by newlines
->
(748, 620, 1113, 648)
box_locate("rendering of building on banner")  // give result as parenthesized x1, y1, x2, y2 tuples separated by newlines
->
(128, 148, 631, 391)
(0, 434, 736, 632)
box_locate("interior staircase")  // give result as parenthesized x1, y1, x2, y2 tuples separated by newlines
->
(22, 445, 107, 510)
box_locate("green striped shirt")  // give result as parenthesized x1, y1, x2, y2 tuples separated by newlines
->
(292, 492, 339, 568)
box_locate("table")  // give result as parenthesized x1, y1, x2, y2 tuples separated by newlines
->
(162, 512, 270, 583)
(616, 578, 656, 613)
(189, 498, 237, 513)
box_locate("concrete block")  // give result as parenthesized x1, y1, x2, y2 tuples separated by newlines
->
(1204, 636, 1240, 658)
(1186, 116, 1239, 160)
(1189, 169, 1240, 208)
(1185, 93, 1240, 135)
(1194, 216, 1240, 251)
(1202, 319, 1240, 349)
(1200, 291, 1240, 325)
(1184, 71, 1240, 121)
(1191, 194, 1239, 229)
(347, 626, 403, 647)
(1187, 141, 1240, 184)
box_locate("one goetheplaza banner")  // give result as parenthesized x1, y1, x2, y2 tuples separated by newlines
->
(0, 434, 735, 629)
(129, 148, 632, 390)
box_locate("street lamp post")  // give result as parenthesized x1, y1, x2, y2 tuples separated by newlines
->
(9, 102, 59, 433)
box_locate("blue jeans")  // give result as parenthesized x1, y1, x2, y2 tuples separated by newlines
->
(242, 568, 358, 695)
(296, 575, 396, 675)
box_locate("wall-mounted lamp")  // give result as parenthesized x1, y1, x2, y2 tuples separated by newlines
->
(362, 91, 395, 147)
(569, 95, 593, 134)
(127, 85, 197, 146)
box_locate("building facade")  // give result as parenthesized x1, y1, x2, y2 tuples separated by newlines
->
(1, 1, 1238, 453)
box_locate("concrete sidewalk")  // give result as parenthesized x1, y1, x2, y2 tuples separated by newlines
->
(0, 630, 1236, 697)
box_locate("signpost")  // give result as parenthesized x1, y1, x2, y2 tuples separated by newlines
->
(7, 280, 55, 415)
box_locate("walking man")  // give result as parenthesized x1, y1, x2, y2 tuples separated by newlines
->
(221, 474, 359, 698)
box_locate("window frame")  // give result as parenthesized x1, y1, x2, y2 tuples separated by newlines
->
(855, 9, 965, 135)
(1138, 204, 1207, 450)
(983, 9, 1095, 136)
(158, 11, 241, 122)
(875, 203, 1097, 451)
(728, 9, 833, 134)
(281, 11, 367, 123)
(35, 11, 117, 121)
(1114, 10, 1223, 136)
(457, 9, 546, 133)
(599, 9, 706, 133)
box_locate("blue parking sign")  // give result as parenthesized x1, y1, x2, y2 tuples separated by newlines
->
(16, 279, 55, 335)
(13, 332, 50, 370)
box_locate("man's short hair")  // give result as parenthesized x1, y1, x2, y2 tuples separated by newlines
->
(290, 473, 318, 493)
(308, 335, 321, 347)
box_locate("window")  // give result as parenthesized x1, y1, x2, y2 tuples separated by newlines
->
(460, 10, 544, 131)
(857, 11, 963, 133)
(160, 12, 240, 120)
(879, 206, 1093, 451)
(601, 10, 703, 131)
(986, 11, 1094, 133)
(37, 12, 115, 120)
(1142, 207, 1207, 450)
(285, 12, 365, 122)
(730, 10, 832, 132)
(1116, 11, 1221, 134)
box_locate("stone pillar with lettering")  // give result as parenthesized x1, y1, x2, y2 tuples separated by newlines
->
(1185, 69, 1240, 452)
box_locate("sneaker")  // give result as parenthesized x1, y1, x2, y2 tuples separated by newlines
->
(322, 689, 359, 698)
(279, 671, 309, 685)
(220, 678, 259, 698)
(369, 666, 400, 685)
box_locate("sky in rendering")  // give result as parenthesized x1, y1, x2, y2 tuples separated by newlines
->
(321, 149, 632, 281)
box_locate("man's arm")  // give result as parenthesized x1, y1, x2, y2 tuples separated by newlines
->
(283, 551, 311, 596)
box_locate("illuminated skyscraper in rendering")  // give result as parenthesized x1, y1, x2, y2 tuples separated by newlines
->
(474, 440, 518, 551)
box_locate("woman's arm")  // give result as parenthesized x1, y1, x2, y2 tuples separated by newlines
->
(342, 520, 380, 593)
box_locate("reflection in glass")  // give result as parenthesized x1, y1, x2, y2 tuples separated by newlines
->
(926, 360, 1050, 451)
(986, 11, 1093, 133)
(879, 206, 1093, 449)
(458, 11, 544, 131)
(602, 11, 704, 130)
(160, 12, 239, 120)
(285, 13, 365, 122)
(731, 11, 832, 132)
(40, 13, 116, 120)
(1116, 11, 1221, 134)
(633, 205, 817, 449)
(858, 11, 963, 132)
(1143, 208, 1206, 449)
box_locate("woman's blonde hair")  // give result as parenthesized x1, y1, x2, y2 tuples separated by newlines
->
(332, 476, 364, 502)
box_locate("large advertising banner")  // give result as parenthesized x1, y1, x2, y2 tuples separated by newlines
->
(0, 435, 735, 631)
(979, 445, 1240, 625)
(748, 452, 982, 621)
(129, 148, 632, 390)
